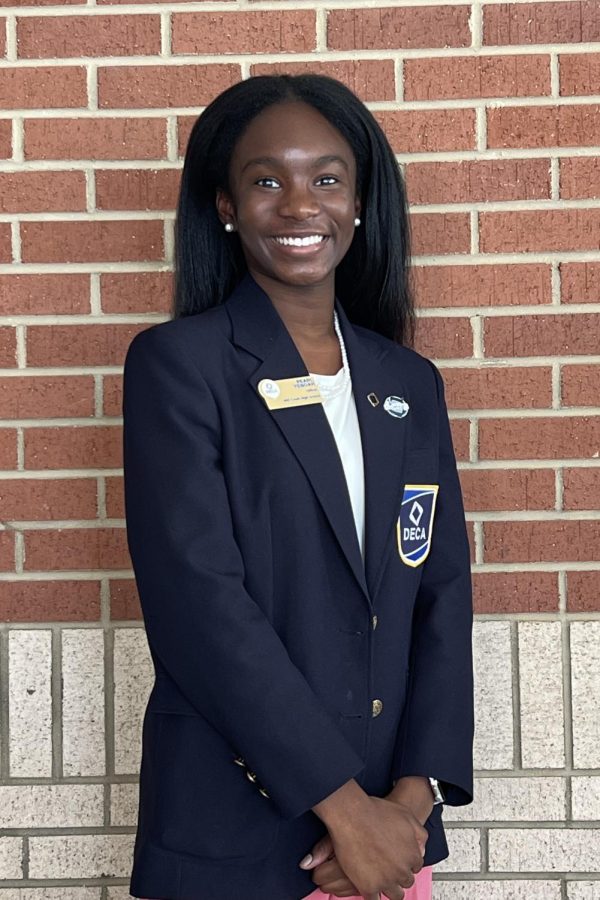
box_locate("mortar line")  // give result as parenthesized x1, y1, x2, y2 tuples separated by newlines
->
(0, 628, 10, 780)
(51, 625, 63, 780)
(512, 620, 523, 770)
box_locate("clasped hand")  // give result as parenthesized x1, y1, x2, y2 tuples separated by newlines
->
(299, 795, 428, 900)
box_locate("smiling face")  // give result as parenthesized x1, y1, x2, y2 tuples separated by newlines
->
(216, 100, 361, 296)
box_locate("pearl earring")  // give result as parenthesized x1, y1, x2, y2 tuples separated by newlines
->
(354, 217, 361, 226)
(224, 223, 234, 232)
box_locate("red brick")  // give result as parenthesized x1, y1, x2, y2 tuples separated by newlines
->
(25, 425, 122, 470)
(473, 571, 559, 613)
(411, 213, 471, 255)
(0, 120, 11, 159)
(567, 571, 600, 611)
(24, 527, 130, 571)
(484, 519, 600, 563)
(488, 104, 600, 149)
(0, 376, 94, 418)
(560, 157, 600, 199)
(17, 14, 160, 58)
(374, 109, 476, 153)
(0, 477, 97, 520)
(25, 116, 167, 161)
(95, 168, 180, 211)
(563, 467, 600, 510)
(561, 262, 600, 303)
(173, 11, 315, 54)
(560, 52, 600, 95)
(479, 416, 600, 460)
(110, 579, 142, 620)
(0, 274, 90, 315)
(562, 364, 600, 406)
(178, 115, 196, 157)
(0, 223, 12, 263)
(27, 323, 142, 367)
(0, 66, 86, 109)
(328, 5, 470, 50)
(405, 54, 549, 101)
(442, 366, 552, 409)
(0, 580, 101, 623)
(100, 271, 172, 314)
(99, 64, 240, 109)
(485, 313, 600, 357)
(484, 1, 600, 44)
(0, 430, 17, 468)
(0, 171, 86, 213)
(480, 209, 600, 253)
(249, 60, 396, 103)
(466, 522, 476, 564)
(460, 467, 555, 511)
(105, 474, 124, 518)
(413, 317, 473, 359)
(0, 327, 17, 367)
(0, 23, 6, 57)
(406, 159, 550, 205)
(0, 531, 15, 572)
(412, 264, 551, 308)
(449, 418, 470, 461)
(21, 220, 164, 264)
(103, 374, 123, 417)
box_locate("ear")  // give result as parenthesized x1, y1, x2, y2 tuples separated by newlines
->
(354, 194, 362, 219)
(215, 188, 237, 229)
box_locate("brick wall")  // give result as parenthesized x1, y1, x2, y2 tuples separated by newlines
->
(0, 0, 599, 896)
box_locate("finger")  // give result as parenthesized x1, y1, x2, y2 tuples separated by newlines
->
(312, 860, 347, 885)
(382, 887, 405, 900)
(320, 878, 359, 896)
(299, 834, 335, 869)
(361, 893, 381, 900)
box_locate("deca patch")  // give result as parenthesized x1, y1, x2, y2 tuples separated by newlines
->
(397, 484, 439, 568)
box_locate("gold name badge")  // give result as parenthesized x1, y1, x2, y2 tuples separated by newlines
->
(257, 376, 322, 410)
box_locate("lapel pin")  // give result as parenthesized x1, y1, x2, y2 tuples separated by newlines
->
(384, 396, 409, 418)
(367, 392, 379, 407)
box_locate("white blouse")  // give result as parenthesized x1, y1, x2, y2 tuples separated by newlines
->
(309, 367, 366, 559)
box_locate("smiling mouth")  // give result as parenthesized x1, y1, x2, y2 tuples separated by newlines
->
(273, 235, 327, 247)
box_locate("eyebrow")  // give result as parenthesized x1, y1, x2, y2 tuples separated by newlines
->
(241, 154, 350, 174)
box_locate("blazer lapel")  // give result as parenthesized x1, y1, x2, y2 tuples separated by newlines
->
(334, 302, 410, 599)
(226, 275, 370, 604)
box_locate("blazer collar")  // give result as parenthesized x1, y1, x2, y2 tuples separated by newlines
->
(225, 273, 410, 604)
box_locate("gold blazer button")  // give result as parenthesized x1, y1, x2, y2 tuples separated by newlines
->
(372, 698, 383, 717)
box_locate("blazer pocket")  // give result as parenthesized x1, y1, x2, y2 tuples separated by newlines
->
(149, 712, 281, 864)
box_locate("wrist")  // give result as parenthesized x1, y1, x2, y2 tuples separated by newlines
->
(388, 776, 434, 825)
(311, 778, 369, 830)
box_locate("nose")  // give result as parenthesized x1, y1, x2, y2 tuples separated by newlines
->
(278, 181, 320, 220)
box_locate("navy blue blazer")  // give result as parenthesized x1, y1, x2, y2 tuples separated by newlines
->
(122, 273, 474, 900)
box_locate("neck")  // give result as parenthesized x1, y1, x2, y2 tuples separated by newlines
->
(249, 270, 336, 342)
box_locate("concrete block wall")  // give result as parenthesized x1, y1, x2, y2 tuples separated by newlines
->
(0, 0, 598, 895)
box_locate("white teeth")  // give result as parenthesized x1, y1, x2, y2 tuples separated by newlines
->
(274, 235, 325, 247)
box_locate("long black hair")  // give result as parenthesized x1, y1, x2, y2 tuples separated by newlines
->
(173, 74, 414, 345)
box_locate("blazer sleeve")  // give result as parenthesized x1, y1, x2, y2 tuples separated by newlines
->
(390, 364, 474, 807)
(122, 326, 365, 821)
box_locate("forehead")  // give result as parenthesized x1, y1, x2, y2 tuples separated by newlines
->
(231, 101, 356, 168)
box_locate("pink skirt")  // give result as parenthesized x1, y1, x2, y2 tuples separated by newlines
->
(303, 864, 433, 900)
(136, 866, 432, 900)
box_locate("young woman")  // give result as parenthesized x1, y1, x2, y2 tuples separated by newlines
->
(122, 74, 474, 900)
